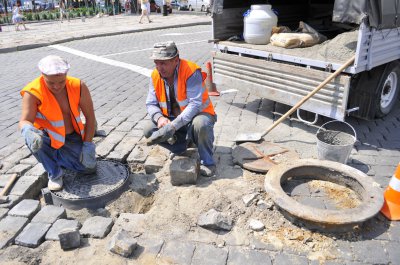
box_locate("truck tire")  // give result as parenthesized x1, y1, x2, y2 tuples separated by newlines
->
(375, 61, 400, 118)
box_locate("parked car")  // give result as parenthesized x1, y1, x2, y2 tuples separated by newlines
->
(171, 0, 188, 10)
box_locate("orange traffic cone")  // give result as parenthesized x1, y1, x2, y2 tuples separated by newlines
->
(205, 61, 220, 96)
(381, 163, 400, 220)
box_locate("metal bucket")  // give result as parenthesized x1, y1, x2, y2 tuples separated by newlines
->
(316, 120, 356, 164)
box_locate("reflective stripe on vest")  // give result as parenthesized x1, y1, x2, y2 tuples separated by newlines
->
(21, 76, 84, 149)
(389, 175, 400, 192)
(151, 59, 215, 117)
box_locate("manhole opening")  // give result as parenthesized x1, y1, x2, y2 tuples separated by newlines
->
(282, 178, 362, 210)
(280, 165, 365, 211)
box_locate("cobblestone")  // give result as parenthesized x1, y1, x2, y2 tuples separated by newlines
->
(0, 216, 29, 249)
(227, 247, 272, 265)
(14, 222, 51, 248)
(8, 199, 40, 219)
(80, 216, 114, 238)
(161, 240, 196, 265)
(45, 219, 81, 241)
(31, 205, 67, 224)
(9, 175, 45, 200)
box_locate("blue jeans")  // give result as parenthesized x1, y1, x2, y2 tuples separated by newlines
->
(29, 132, 87, 180)
(143, 113, 216, 166)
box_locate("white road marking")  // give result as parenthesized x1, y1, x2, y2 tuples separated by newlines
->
(101, 39, 209, 57)
(50, 44, 153, 77)
(160, 31, 210, 36)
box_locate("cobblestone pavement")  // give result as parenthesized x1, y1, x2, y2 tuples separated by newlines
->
(0, 16, 400, 264)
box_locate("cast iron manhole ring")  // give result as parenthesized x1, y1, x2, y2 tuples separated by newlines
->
(51, 160, 129, 210)
(264, 159, 384, 232)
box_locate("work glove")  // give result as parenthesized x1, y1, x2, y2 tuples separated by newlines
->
(21, 124, 43, 153)
(80, 142, 97, 169)
(147, 123, 176, 145)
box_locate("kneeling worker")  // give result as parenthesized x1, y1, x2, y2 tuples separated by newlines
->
(144, 41, 217, 177)
(19, 55, 97, 191)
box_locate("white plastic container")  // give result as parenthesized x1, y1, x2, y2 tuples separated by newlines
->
(244, 5, 278, 45)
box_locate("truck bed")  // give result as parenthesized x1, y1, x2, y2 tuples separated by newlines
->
(217, 30, 358, 68)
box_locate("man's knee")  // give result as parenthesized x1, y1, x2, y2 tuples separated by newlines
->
(143, 120, 157, 138)
(192, 114, 214, 139)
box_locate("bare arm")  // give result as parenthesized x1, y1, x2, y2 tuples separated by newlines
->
(79, 81, 96, 142)
(19, 92, 39, 130)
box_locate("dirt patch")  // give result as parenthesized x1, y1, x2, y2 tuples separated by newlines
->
(308, 180, 361, 209)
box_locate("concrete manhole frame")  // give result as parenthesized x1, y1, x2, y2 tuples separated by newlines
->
(264, 159, 384, 232)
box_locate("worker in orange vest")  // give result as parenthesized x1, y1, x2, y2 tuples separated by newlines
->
(19, 55, 97, 191)
(144, 41, 217, 177)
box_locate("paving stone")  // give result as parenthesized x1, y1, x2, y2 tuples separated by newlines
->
(0, 216, 29, 249)
(14, 222, 51, 248)
(169, 151, 199, 186)
(8, 199, 40, 219)
(0, 208, 8, 220)
(113, 213, 146, 234)
(80, 216, 114, 238)
(107, 136, 139, 162)
(45, 219, 81, 241)
(352, 240, 389, 264)
(0, 195, 21, 209)
(59, 228, 81, 250)
(161, 240, 196, 265)
(9, 175, 46, 199)
(96, 131, 127, 157)
(19, 156, 38, 165)
(134, 237, 164, 259)
(334, 240, 354, 261)
(192, 243, 228, 265)
(109, 229, 138, 257)
(227, 247, 272, 265)
(144, 155, 166, 174)
(31, 205, 67, 224)
(0, 174, 14, 188)
(388, 221, 400, 242)
(24, 163, 47, 177)
(127, 145, 150, 164)
(274, 253, 308, 265)
(5, 163, 32, 175)
(385, 241, 400, 265)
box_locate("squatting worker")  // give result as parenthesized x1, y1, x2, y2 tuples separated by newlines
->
(19, 55, 97, 191)
(144, 41, 217, 177)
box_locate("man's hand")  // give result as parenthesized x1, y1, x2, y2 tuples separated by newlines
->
(21, 124, 43, 153)
(157, 116, 170, 128)
(147, 123, 176, 145)
(80, 142, 97, 169)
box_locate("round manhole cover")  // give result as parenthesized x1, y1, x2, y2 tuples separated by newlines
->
(51, 160, 129, 210)
(233, 142, 299, 173)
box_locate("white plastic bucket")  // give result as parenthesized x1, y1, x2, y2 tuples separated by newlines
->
(316, 121, 357, 164)
(243, 5, 277, 45)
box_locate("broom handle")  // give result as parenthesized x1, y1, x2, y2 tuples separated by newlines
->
(261, 55, 356, 138)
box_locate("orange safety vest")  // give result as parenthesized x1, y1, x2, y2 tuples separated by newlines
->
(20, 76, 85, 149)
(151, 59, 215, 117)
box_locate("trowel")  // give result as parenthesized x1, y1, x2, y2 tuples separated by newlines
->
(235, 55, 355, 143)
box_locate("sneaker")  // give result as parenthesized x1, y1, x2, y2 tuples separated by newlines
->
(200, 165, 216, 177)
(48, 177, 63, 191)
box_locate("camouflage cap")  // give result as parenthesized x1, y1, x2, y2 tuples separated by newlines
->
(38, 55, 70, 75)
(150, 41, 179, 60)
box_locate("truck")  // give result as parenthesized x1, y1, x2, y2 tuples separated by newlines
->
(210, 0, 400, 121)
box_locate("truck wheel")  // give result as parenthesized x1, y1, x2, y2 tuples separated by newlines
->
(375, 62, 400, 117)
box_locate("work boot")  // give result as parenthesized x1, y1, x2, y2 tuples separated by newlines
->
(200, 165, 216, 177)
(48, 177, 63, 191)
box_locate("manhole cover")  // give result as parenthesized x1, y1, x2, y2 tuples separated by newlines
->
(51, 160, 129, 210)
(232, 142, 299, 173)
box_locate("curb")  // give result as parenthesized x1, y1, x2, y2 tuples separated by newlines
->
(0, 21, 211, 54)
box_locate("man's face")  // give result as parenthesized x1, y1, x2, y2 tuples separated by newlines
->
(43, 74, 67, 95)
(154, 56, 179, 80)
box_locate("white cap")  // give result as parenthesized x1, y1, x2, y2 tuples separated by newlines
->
(38, 55, 70, 75)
